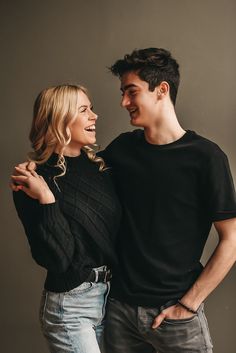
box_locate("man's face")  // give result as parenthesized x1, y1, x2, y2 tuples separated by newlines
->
(120, 71, 160, 128)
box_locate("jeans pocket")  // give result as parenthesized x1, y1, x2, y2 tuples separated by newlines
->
(163, 314, 197, 325)
(39, 290, 48, 325)
(65, 282, 93, 296)
(198, 307, 213, 349)
(101, 282, 111, 320)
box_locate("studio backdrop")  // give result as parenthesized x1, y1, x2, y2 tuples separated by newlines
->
(1, 1, 235, 353)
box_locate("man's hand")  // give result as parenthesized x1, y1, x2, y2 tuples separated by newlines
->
(10, 161, 37, 191)
(152, 303, 195, 329)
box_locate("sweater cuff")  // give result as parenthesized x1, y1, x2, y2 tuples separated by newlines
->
(38, 201, 61, 223)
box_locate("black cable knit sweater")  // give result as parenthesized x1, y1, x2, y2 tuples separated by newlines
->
(13, 152, 121, 292)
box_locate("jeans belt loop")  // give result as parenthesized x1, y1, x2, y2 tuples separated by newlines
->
(104, 270, 108, 283)
(94, 269, 99, 282)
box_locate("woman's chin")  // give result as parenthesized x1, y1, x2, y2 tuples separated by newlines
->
(87, 137, 96, 145)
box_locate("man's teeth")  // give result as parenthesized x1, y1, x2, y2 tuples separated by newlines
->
(129, 109, 137, 113)
(85, 125, 96, 131)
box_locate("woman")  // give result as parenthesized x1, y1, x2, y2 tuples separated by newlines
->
(12, 84, 121, 353)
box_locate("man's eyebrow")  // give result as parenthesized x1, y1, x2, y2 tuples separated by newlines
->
(120, 84, 138, 92)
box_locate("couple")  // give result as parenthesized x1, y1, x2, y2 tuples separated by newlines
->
(12, 48, 236, 353)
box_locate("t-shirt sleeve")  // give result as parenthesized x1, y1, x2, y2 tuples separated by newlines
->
(98, 131, 139, 165)
(205, 148, 236, 222)
(97, 133, 126, 166)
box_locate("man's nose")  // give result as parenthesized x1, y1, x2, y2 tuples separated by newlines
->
(121, 94, 130, 108)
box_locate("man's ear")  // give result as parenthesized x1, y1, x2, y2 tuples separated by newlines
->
(157, 81, 169, 98)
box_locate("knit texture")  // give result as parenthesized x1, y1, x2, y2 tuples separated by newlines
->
(13, 151, 121, 292)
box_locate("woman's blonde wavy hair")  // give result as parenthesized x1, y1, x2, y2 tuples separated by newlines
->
(28, 84, 106, 181)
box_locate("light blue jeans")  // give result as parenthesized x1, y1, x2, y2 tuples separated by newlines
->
(39, 267, 110, 353)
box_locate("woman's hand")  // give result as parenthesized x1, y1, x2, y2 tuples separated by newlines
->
(11, 167, 55, 204)
(10, 161, 37, 191)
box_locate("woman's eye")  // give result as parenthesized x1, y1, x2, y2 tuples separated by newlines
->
(80, 108, 87, 113)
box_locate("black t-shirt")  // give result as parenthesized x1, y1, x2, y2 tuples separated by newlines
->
(101, 129, 236, 307)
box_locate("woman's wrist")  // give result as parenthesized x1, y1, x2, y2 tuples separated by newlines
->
(39, 190, 55, 204)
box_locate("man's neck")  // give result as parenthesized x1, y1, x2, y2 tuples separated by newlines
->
(144, 105, 185, 145)
(144, 125, 186, 145)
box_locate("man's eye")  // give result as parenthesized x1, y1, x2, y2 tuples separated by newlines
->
(129, 91, 137, 96)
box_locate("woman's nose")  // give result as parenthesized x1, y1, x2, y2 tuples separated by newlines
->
(89, 110, 98, 120)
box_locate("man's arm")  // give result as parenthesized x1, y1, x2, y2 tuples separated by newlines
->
(152, 217, 236, 328)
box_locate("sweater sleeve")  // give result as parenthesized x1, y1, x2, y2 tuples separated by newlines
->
(13, 190, 75, 273)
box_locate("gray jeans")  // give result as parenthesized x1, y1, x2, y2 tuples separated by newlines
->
(104, 297, 213, 353)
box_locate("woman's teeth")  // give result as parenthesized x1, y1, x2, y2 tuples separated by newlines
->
(85, 125, 96, 131)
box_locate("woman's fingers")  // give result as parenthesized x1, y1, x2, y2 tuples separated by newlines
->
(10, 165, 47, 198)
(11, 175, 28, 186)
(9, 181, 22, 191)
(26, 161, 36, 171)
(30, 170, 40, 178)
(14, 166, 38, 177)
(14, 167, 30, 176)
(11, 175, 28, 181)
(15, 161, 36, 171)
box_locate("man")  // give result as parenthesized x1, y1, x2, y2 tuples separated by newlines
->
(100, 48, 236, 352)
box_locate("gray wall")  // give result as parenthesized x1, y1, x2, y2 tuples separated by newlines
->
(1, 1, 235, 352)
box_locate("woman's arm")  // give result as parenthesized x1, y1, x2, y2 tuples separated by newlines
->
(12, 168, 75, 273)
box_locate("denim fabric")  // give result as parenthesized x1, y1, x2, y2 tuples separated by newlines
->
(39, 267, 110, 353)
(104, 297, 213, 353)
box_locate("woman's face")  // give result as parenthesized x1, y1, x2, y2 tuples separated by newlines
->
(64, 90, 98, 156)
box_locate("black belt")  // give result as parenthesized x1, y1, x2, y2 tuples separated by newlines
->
(86, 268, 112, 283)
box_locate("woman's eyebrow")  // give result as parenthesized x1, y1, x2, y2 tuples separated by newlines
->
(78, 104, 92, 109)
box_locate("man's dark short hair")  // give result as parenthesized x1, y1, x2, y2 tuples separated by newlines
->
(110, 48, 180, 105)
